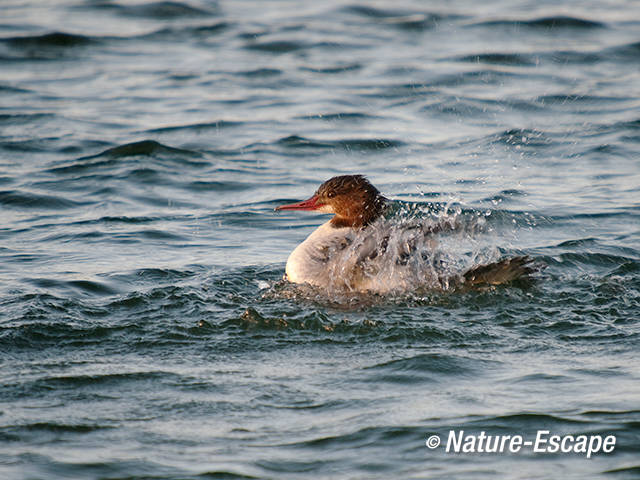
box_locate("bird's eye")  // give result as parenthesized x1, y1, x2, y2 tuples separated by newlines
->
(327, 191, 336, 199)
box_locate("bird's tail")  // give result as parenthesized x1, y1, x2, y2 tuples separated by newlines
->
(462, 256, 537, 287)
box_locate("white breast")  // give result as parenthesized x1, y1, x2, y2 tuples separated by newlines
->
(285, 217, 445, 294)
(285, 221, 353, 287)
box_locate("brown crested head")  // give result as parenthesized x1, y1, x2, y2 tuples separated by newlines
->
(276, 175, 387, 228)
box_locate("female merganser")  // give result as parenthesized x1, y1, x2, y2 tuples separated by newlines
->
(276, 175, 532, 294)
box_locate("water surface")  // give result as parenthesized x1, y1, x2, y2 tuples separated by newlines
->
(1, 1, 639, 478)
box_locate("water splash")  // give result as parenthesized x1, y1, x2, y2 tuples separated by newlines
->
(272, 200, 518, 300)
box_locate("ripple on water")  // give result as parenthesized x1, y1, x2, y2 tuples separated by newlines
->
(46, 140, 208, 176)
(361, 353, 491, 385)
(342, 5, 452, 31)
(90, 1, 217, 19)
(0, 190, 89, 210)
(0, 31, 100, 61)
(454, 53, 537, 66)
(0, 113, 55, 124)
(244, 40, 309, 54)
(472, 16, 606, 29)
(3, 32, 98, 48)
(140, 21, 230, 41)
(275, 135, 404, 151)
(143, 120, 244, 134)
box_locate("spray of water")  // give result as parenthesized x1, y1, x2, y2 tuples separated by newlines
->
(270, 199, 515, 303)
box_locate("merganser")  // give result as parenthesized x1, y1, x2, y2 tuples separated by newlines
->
(276, 175, 533, 294)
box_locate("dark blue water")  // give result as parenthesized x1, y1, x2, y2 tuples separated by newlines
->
(1, 1, 639, 478)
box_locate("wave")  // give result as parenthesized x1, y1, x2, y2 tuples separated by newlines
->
(0, 189, 88, 210)
(144, 120, 243, 134)
(138, 21, 230, 41)
(89, 1, 216, 19)
(47, 140, 207, 175)
(243, 39, 365, 54)
(0, 84, 32, 93)
(361, 353, 491, 384)
(295, 112, 381, 122)
(342, 5, 452, 30)
(2, 422, 110, 437)
(275, 135, 404, 151)
(196, 472, 259, 479)
(27, 278, 119, 296)
(605, 41, 640, 60)
(234, 67, 282, 78)
(91, 140, 202, 159)
(300, 63, 362, 74)
(244, 40, 307, 54)
(454, 53, 536, 66)
(2, 241, 637, 351)
(2, 32, 98, 48)
(604, 465, 640, 475)
(0, 31, 102, 61)
(522, 16, 605, 28)
(0, 113, 54, 124)
(0, 21, 231, 57)
(473, 16, 605, 29)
